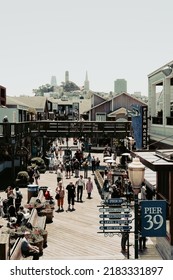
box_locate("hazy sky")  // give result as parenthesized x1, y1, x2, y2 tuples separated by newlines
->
(0, 0, 173, 96)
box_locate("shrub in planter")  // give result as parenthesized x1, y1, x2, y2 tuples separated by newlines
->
(29, 231, 44, 254)
(33, 227, 48, 248)
(39, 208, 53, 223)
(29, 157, 46, 173)
(15, 171, 29, 186)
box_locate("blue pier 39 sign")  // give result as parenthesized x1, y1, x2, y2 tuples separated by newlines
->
(141, 200, 166, 237)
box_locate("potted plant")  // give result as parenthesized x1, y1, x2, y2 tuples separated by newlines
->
(28, 231, 44, 254)
(39, 207, 53, 223)
(33, 227, 48, 248)
(1, 228, 16, 249)
(29, 157, 46, 173)
(15, 171, 29, 187)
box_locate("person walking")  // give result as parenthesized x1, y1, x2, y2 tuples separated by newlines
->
(65, 160, 71, 179)
(121, 232, 129, 253)
(28, 167, 34, 184)
(57, 167, 63, 183)
(59, 146, 63, 158)
(49, 156, 55, 173)
(110, 184, 121, 198)
(73, 158, 80, 178)
(91, 156, 96, 174)
(5, 186, 15, 208)
(95, 157, 100, 169)
(33, 167, 40, 185)
(102, 179, 111, 200)
(44, 188, 52, 200)
(66, 182, 76, 211)
(82, 159, 89, 179)
(54, 157, 59, 174)
(14, 187, 23, 212)
(75, 175, 85, 202)
(86, 177, 93, 199)
(55, 181, 65, 212)
(138, 205, 147, 251)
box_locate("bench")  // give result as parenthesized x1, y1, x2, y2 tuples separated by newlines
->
(10, 190, 47, 260)
(28, 189, 47, 229)
(28, 208, 46, 230)
(94, 170, 104, 195)
(10, 210, 46, 260)
(10, 238, 33, 260)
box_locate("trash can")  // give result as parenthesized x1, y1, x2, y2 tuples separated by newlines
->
(39, 186, 48, 195)
(27, 184, 39, 203)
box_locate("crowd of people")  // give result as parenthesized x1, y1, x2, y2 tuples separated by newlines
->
(54, 176, 94, 212)
(40, 138, 101, 213)
(0, 138, 149, 258)
(0, 185, 31, 229)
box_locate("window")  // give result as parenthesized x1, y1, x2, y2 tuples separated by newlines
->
(96, 113, 106, 121)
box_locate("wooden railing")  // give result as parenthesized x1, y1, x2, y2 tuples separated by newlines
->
(0, 120, 131, 143)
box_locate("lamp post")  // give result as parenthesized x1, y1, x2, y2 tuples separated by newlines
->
(128, 157, 145, 259)
(66, 133, 69, 149)
(11, 138, 16, 181)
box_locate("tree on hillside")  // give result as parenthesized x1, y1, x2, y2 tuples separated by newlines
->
(63, 81, 80, 92)
(33, 84, 54, 96)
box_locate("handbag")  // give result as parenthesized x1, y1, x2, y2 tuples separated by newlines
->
(55, 193, 60, 199)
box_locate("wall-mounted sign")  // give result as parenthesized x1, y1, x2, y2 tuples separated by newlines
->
(142, 106, 148, 149)
(141, 200, 166, 237)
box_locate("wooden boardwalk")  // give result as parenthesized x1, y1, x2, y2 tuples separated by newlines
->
(0, 149, 162, 260)
(38, 170, 126, 260)
(37, 169, 162, 260)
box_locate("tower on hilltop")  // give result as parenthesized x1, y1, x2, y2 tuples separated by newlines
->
(65, 71, 69, 85)
(84, 71, 89, 91)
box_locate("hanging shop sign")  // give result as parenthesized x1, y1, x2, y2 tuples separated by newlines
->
(99, 207, 131, 213)
(100, 226, 132, 231)
(104, 198, 124, 205)
(99, 213, 132, 219)
(99, 220, 132, 224)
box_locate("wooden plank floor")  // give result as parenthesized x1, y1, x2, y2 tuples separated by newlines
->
(37, 168, 162, 260)
(38, 170, 127, 260)
(0, 149, 162, 260)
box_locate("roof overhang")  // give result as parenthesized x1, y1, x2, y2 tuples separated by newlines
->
(107, 107, 127, 117)
(132, 150, 173, 171)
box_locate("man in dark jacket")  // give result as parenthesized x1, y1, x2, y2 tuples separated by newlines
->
(66, 182, 76, 211)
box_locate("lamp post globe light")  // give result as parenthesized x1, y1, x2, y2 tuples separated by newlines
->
(128, 157, 145, 259)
